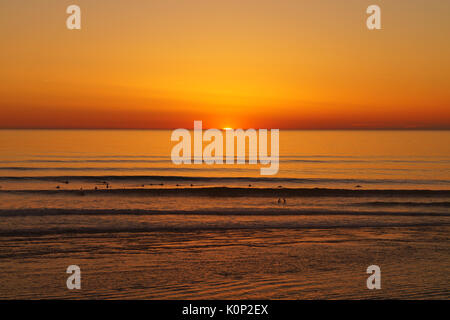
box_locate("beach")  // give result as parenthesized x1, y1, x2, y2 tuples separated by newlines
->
(0, 129, 449, 299)
(2, 0, 450, 303)
(1, 223, 449, 299)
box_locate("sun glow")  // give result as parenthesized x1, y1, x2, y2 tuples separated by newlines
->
(0, 2, 449, 129)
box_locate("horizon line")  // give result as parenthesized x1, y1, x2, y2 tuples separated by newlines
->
(1, 127, 449, 131)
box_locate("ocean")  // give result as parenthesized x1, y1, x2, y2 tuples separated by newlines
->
(0, 129, 449, 299)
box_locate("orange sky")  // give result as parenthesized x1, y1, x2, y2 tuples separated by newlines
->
(1, 0, 449, 129)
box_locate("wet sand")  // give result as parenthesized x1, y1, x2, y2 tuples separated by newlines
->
(0, 225, 448, 299)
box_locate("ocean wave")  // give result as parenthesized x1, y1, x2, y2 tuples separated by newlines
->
(0, 175, 449, 186)
(1, 187, 450, 197)
(0, 222, 448, 237)
(353, 201, 450, 208)
(0, 208, 449, 217)
(0, 158, 448, 167)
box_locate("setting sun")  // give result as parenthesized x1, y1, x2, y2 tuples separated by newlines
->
(0, 0, 449, 303)
(0, 1, 449, 129)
